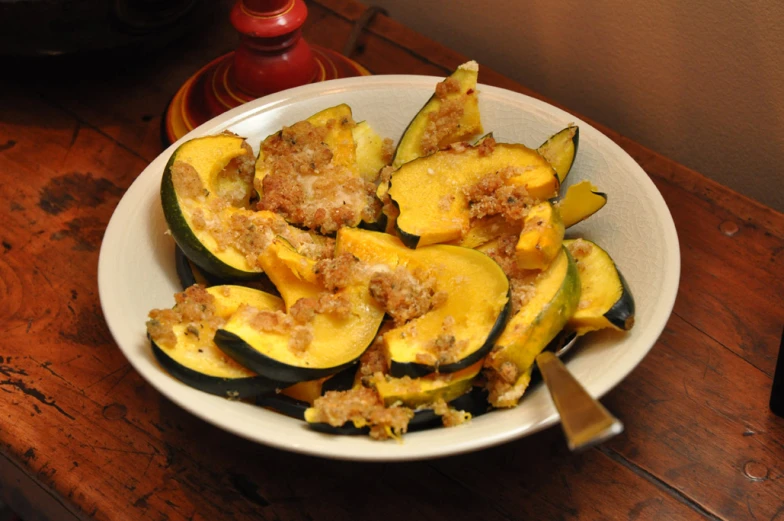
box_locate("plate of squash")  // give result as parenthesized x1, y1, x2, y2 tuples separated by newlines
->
(98, 62, 680, 460)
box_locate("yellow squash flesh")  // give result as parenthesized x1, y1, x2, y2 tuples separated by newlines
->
(486, 247, 580, 407)
(220, 239, 385, 372)
(389, 143, 559, 248)
(558, 181, 608, 228)
(158, 286, 283, 379)
(372, 360, 483, 407)
(393, 61, 482, 168)
(515, 201, 565, 270)
(336, 228, 510, 375)
(565, 239, 634, 335)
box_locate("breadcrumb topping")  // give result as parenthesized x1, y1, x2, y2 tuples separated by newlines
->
(368, 266, 446, 326)
(464, 166, 536, 222)
(432, 398, 472, 427)
(483, 235, 538, 314)
(257, 119, 378, 233)
(147, 285, 221, 348)
(309, 387, 414, 440)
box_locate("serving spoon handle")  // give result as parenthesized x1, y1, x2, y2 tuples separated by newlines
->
(535, 351, 623, 451)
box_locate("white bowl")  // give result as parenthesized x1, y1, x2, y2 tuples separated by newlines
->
(98, 75, 680, 461)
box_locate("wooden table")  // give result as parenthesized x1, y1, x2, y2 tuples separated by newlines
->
(1, 1, 783, 519)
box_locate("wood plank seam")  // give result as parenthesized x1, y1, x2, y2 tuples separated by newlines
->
(310, 0, 453, 75)
(31, 90, 152, 166)
(597, 446, 722, 521)
(671, 310, 773, 379)
(0, 450, 85, 521)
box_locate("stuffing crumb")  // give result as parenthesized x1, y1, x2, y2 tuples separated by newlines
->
(476, 136, 496, 157)
(368, 266, 446, 326)
(432, 398, 471, 427)
(313, 252, 362, 292)
(309, 387, 414, 440)
(381, 138, 395, 165)
(146, 285, 246, 372)
(482, 234, 539, 314)
(256, 119, 377, 233)
(463, 166, 535, 222)
(421, 76, 465, 156)
(482, 356, 526, 408)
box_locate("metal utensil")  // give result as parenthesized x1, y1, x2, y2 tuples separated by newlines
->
(536, 333, 624, 451)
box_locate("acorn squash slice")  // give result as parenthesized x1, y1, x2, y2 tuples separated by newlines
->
(392, 61, 482, 169)
(147, 285, 284, 398)
(372, 360, 482, 407)
(214, 239, 385, 383)
(254, 104, 378, 234)
(354, 121, 389, 183)
(515, 201, 565, 270)
(558, 181, 607, 228)
(302, 386, 490, 435)
(161, 134, 263, 280)
(538, 125, 579, 184)
(484, 247, 581, 408)
(389, 143, 558, 248)
(565, 239, 635, 335)
(336, 228, 510, 378)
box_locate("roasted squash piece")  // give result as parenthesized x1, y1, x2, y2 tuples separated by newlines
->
(483, 247, 580, 408)
(162, 134, 258, 279)
(163, 133, 330, 280)
(515, 201, 565, 270)
(558, 181, 607, 228)
(538, 125, 579, 184)
(565, 239, 635, 335)
(336, 228, 510, 378)
(147, 285, 283, 398)
(450, 214, 520, 249)
(372, 360, 482, 407)
(393, 61, 482, 168)
(214, 239, 386, 383)
(388, 142, 559, 248)
(353, 121, 389, 183)
(254, 104, 377, 234)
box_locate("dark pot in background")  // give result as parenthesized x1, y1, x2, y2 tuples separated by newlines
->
(0, 0, 214, 56)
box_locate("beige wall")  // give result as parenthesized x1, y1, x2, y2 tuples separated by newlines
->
(374, 0, 784, 212)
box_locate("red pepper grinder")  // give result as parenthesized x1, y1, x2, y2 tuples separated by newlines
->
(164, 0, 371, 144)
(771, 326, 784, 417)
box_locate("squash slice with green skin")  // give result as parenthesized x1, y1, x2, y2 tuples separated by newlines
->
(372, 360, 483, 407)
(449, 214, 520, 249)
(389, 142, 559, 248)
(336, 228, 510, 378)
(354, 121, 388, 183)
(297, 387, 490, 435)
(149, 285, 284, 398)
(161, 134, 262, 280)
(565, 239, 635, 335)
(254, 104, 377, 233)
(214, 239, 386, 383)
(484, 247, 581, 408)
(538, 125, 579, 184)
(558, 181, 607, 228)
(515, 201, 565, 270)
(392, 61, 482, 169)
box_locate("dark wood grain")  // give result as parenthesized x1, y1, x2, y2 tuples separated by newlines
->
(0, 0, 782, 520)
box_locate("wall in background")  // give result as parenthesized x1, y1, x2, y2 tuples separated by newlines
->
(372, 0, 784, 211)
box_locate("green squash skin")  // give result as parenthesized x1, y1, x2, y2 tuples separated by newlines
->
(388, 291, 512, 379)
(161, 151, 261, 281)
(604, 269, 635, 330)
(150, 336, 282, 399)
(538, 126, 580, 184)
(213, 329, 364, 384)
(278, 387, 491, 435)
